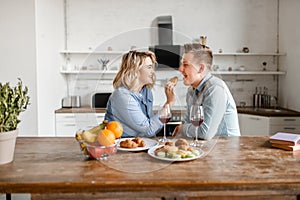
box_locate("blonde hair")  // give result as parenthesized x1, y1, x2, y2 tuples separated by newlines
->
(183, 43, 213, 69)
(113, 50, 156, 90)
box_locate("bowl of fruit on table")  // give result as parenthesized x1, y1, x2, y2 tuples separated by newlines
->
(75, 120, 123, 160)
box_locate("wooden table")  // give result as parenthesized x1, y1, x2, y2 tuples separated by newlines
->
(0, 137, 299, 200)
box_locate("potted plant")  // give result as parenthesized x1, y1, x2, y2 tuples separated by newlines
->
(0, 78, 30, 164)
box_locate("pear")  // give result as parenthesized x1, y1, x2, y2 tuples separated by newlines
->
(82, 130, 98, 143)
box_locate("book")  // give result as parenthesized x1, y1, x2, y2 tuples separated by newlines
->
(269, 132, 300, 146)
(271, 143, 300, 151)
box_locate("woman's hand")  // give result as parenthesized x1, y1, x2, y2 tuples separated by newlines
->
(164, 81, 176, 107)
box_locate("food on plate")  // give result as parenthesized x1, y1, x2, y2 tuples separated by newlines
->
(132, 137, 146, 147)
(97, 129, 116, 147)
(119, 137, 146, 148)
(154, 138, 200, 159)
(175, 138, 189, 146)
(106, 121, 123, 138)
(168, 76, 178, 86)
(120, 139, 138, 148)
(165, 141, 174, 146)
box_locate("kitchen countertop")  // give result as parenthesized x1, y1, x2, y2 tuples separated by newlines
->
(55, 107, 106, 113)
(56, 106, 300, 117)
(0, 137, 299, 199)
(237, 106, 300, 117)
(55, 107, 184, 114)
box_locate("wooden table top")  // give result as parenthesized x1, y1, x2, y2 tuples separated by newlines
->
(0, 136, 299, 198)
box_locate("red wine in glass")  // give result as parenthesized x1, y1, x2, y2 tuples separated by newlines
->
(158, 104, 171, 143)
(190, 105, 204, 147)
(159, 117, 172, 124)
(191, 118, 204, 126)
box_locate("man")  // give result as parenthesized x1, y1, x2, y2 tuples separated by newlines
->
(173, 43, 240, 140)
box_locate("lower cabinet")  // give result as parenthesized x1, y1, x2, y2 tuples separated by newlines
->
(238, 114, 270, 136)
(238, 114, 300, 136)
(55, 113, 105, 137)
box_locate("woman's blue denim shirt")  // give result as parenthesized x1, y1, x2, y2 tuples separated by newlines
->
(105, 86, 163, 137)
(183, 73, 241, 140)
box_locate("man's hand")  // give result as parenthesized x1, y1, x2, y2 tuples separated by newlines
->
(172, 124, 184, 137)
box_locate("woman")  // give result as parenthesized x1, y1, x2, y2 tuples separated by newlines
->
(105, 50, 175, 137)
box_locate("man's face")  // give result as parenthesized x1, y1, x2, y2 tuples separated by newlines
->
(178, 52, 202, 88)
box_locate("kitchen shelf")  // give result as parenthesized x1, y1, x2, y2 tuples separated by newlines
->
(60, 50, 124, 54)
(211, 71, 286, 75)
(60, 70, 118, 74)
(213, 52, 286, 56)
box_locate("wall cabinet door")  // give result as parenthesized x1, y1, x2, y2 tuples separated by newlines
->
(238, 114, 270, 136)
(55, 113, 105, 137)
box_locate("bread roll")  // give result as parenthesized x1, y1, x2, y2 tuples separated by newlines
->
(168, 76, 178, 86)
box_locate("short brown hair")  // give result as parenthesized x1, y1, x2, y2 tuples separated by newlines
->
(113, 50, 156, 90)
(183, 43, 213, 67)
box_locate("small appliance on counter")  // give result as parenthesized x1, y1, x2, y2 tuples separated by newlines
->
(91, 93, 111, 108)
(61, 96, 81, 108)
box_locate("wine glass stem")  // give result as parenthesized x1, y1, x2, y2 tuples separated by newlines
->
(195, 126, 199, 142)
(163, 123, 167, 139)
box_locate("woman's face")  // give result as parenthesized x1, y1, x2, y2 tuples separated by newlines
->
(179, 52, 202, 88)
(138, 57, 155, 87)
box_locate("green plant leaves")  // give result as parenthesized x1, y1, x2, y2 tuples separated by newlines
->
(0, 78, 30, 132)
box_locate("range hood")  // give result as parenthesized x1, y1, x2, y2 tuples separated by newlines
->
(157, 15, 173, 45)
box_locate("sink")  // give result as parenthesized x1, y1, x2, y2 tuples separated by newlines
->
(255, 108, 287, 113)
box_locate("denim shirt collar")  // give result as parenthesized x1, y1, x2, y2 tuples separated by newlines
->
(130, 86, 153, 105)
(195, 73, 213, 94)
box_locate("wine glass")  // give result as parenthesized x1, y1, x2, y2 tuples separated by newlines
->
(158, 104, 172, 143)
(189, 104, 204, 147)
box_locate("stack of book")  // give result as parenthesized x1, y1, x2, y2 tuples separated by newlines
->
(269, 132, 300, 151)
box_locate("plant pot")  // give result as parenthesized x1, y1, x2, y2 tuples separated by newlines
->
(0, 129, 18, 165)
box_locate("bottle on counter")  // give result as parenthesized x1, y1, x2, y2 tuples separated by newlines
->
(253, 87, 259, 107)
(262, 87, 271, 108)
(257, 87, 262, 108)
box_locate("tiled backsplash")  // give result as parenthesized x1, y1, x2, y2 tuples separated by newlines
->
(67, 69, 278, 109)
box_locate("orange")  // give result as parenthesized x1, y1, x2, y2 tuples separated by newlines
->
(97, 129, 115, 146)
(106, 121, 123, 138)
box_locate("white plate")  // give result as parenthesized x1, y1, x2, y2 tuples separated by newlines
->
(147, 145, 204, 162)
(117, 138, 159, 152)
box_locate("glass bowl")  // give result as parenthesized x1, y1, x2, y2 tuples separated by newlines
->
(85, 142, 117, 160)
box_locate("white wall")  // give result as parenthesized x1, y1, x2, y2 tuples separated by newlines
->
(0, 0, 38, 136)
(279, 0, 300, 111)
(66, 0, 277, 52)
(35, 0, 65, 136)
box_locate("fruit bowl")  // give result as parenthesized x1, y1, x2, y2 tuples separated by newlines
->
(85, 142, 117, 160)
(75, 120, 123, 161)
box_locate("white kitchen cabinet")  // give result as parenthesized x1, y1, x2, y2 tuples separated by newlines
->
(55, 113, 105, 137)
(238, 114, 300, 136)
(238, 114, 270, 136)
(269, 117, 300, 135)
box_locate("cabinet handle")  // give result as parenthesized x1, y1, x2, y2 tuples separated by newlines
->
(283, 127, 296, 130)
(250, 117, 261, 120)
(64, 116, 75, 119)
(64, 124, 76, 127)
(284, 119, 296, 121)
